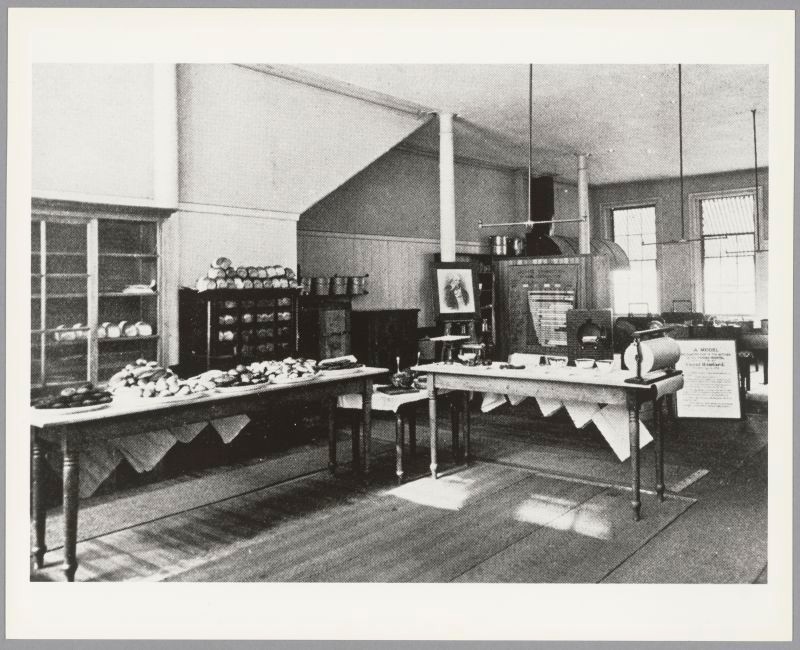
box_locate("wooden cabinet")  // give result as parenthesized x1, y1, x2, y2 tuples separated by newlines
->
(299, 296, 352, 361)
(494, 254, 611, 361)
(436, 252, 495, 343)
(178, 288, 300, 374)
(350, 309, 419, 371)
(31, 200, 168, 395)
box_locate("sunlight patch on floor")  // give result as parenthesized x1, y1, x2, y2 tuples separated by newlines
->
(385, 475, 476, 511)
(514, 494, 612, 540)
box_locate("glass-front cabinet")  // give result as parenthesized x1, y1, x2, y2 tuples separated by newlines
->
(31, 201, 169, 395)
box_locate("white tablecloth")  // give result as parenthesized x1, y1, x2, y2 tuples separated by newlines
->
(46, 415, 252, 498)
(337, 385, 428, 413)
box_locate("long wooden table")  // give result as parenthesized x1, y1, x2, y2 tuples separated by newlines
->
(411, 362, 684, 521)
(29, 367, 387, 582)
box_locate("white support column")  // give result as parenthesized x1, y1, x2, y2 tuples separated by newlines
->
(153, 63, 179, 208)
(439, 112, 457, 262)
(577, 153, 591, 254)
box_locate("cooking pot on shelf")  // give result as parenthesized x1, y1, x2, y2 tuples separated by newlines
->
(347, 275, 368, 295)
(311, 277, 329, 295)
(490, 235, 508, 256)
(508, 237, 525, 256)
(330, 276, 348, 296)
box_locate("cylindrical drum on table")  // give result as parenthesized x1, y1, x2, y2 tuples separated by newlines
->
(623, 337, 681, 375)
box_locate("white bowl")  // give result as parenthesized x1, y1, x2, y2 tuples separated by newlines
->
(575, 358, 595, 369)
(595, 359, 613, 373)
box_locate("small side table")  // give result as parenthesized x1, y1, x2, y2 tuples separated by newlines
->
(338, 385, 457, 484)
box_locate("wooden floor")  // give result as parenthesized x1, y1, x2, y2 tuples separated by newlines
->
(31, 395, 768, 584)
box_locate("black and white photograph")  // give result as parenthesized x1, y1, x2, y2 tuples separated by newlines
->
(5, 6, 794, 644)
(435, 263, 478, 316)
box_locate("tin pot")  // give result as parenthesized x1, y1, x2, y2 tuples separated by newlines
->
(490, 235, 508, 256)
(311, 277, 329, 295)
(347, 275, 368, 295)
(508, 237, 525, 256)
(330, 276, 348, 296)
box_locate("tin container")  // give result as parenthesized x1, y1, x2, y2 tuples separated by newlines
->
(311, 277, 329, 295)
(508, 237, 525, 256)
(330, 276, 348, 296)
(347, 275, 368, 295)
(490, 235, 508, 256)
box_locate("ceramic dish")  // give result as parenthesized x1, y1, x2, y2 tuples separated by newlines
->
(213, 382, 273, 395)
(32, 402, 111, 415)
(575, 358, 595, 369)
(114, 391, 208, 406)
(272, 373, 320, 384)
(594, 359, 613, 373)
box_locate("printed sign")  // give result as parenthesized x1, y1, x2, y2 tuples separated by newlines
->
(675, 339, 741, 419)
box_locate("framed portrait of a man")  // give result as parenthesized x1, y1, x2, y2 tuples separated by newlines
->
(433, 262, 480, 320)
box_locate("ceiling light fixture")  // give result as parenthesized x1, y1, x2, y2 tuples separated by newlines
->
(478, 64, 587, 230)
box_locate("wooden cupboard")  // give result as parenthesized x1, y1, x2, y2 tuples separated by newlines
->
(350, 309, 419, 371)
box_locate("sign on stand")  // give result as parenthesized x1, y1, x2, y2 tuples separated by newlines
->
(675, 339, 742, 419)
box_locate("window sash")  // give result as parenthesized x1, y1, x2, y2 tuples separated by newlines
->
(611, 205, 658, 314)
(700, 194, 757, 318)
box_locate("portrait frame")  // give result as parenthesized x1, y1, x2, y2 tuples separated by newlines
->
(433, 262, 481, 321)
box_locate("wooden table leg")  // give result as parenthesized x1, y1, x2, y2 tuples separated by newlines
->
(627, 394, 641, 522)
(408, 408, 417, 458)
(31, 435, 47, 570)
(61, 436, 80, 582)
(450, 396, 461, 464)
(361, 379, 372, 478)
(327, 396, 337, 475)
(351, 412, 361, 475)
(653, 396, 665, 502)
(463, 391, 471, 465)
(395, 412, 405, 485)
(428, 382, 438, 479)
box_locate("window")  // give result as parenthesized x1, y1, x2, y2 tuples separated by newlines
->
(32, 203, 163, 394)
(701, 193, 756, 319)
(611, 205, 658, 315)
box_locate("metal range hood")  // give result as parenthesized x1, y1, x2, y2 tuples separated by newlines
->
(524, 176, 630, 271)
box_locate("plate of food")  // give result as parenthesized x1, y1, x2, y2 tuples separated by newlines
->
(32, 385, 114, 413)
(272, 372, 320, 384)
(213, 381, 274, 395)
(140, 391, 209, 405)
(33, 401, 112, 415)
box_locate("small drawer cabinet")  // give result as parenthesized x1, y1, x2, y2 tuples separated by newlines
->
(179, 288, 300, 374)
